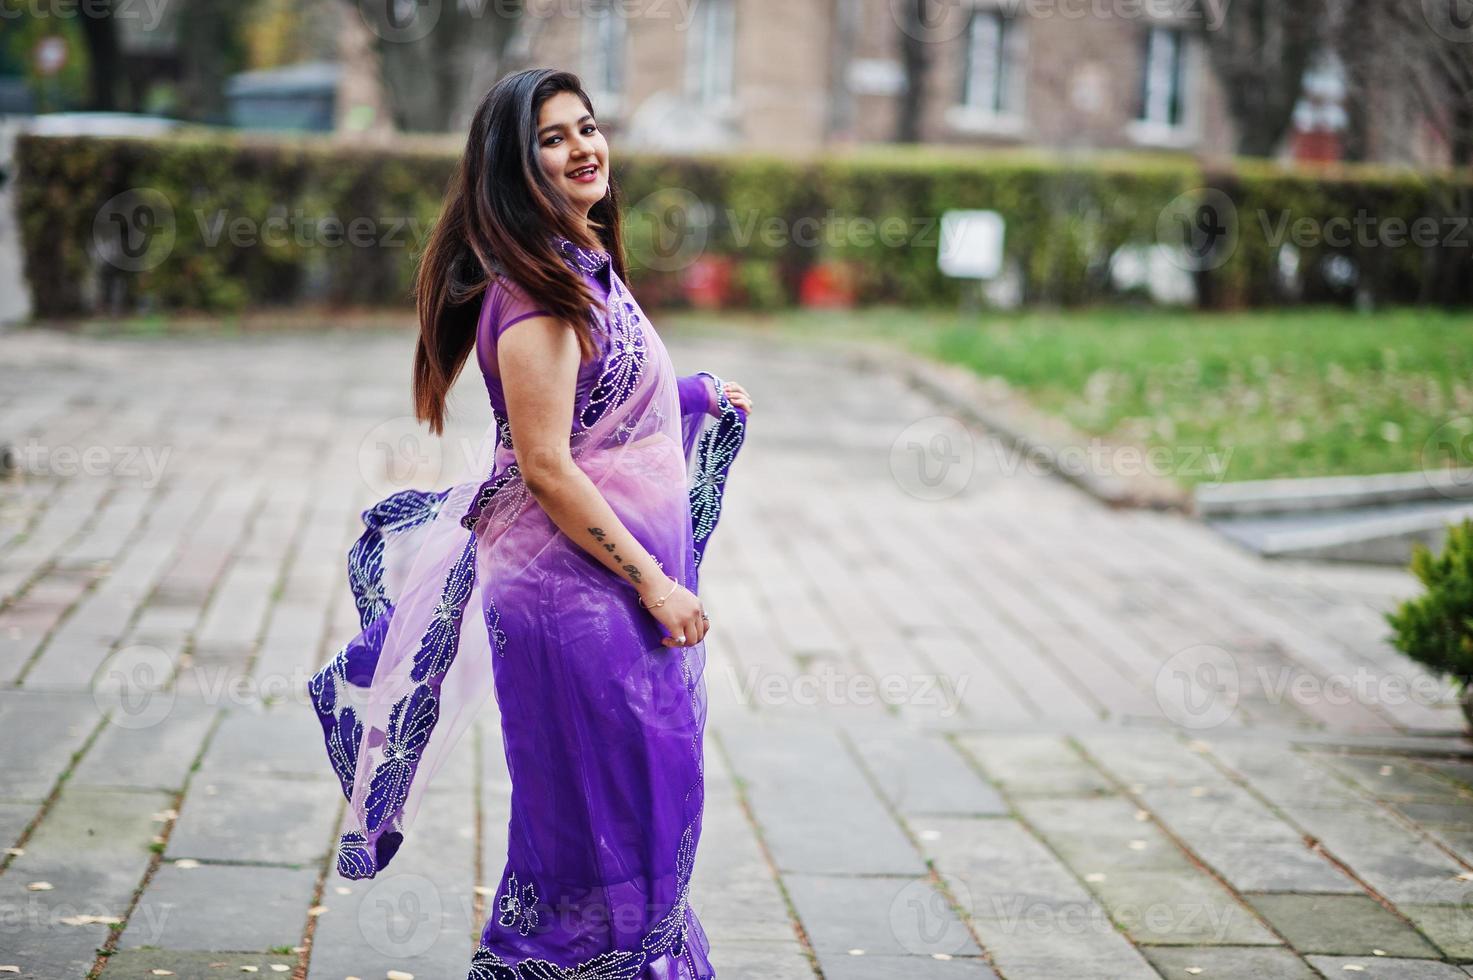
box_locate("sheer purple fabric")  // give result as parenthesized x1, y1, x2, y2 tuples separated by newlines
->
(307, 235, 747, 979)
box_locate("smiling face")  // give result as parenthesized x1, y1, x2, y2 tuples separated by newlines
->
(536, 90, 609, 217)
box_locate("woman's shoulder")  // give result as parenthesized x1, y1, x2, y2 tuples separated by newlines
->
(480, 272, 553, 343)
(483, 269, 537, 311)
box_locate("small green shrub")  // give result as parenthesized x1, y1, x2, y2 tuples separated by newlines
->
(1386, 518, 1473, 688)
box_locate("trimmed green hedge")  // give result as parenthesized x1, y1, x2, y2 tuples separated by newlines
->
(15, 130, 1473, 317)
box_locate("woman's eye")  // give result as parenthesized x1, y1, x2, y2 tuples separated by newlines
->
(582, 125, 598, 135)
(542, 136, 561, 146)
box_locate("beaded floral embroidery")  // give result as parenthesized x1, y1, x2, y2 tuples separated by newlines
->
(579, 282, 646, 430)
(688, 373, 747, 569)
(467, 823, 698, 980)
(496, 871, 540, 937)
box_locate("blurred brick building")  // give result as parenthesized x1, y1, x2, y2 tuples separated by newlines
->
(506, 0, 1241, 157)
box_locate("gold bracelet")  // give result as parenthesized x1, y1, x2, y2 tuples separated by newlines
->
(638, 579, 679, 608)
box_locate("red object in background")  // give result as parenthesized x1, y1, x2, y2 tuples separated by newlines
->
(1292, 129, 1342, 164)
(680, 255, 735, 309)
(799, 261, 857, 308)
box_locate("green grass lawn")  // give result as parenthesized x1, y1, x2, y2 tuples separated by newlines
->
(667, 305, 1473, 487)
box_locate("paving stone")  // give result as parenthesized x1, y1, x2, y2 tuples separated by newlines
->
(101, 949, 304, 978)
(716, 720, 925, 876)
(116, 862, 319, 952)
(1079, 735, 1354, 892)
(953, 735, 1113, 797)
(1397, 801, 1473, 826)
(166, 775, 341, 865)
(0, 690, 99, 800)
(690, 778, 797, 943)
(1012, 792, 1314, 941)
(1424, 761, 1473, 792)
(917, 817, 1159, 979)
(1401, 905, 1473, 962)
(309, 784, 479, 978)
(0, 799, 39, 849)
(1428, 828, 1473, 864)
(68, 697, 217, 791)
(3, 786, 171, 915)
(1137, 783, 1309, 844)
(1203, 739, 1365, 809)
(1141, 944, 1320, 979)
(1245, 893, 1440, 958)
(1305, 817, 1473, 907)
(1306, 956, 1473, 979)
(811, 951, 999, 980)
(784, 873, 980, 959)
(1206, 744, 1471, 906)
(1075, 732, 1226, 789)
(848, 730, 1008, 816)
(1188, 839, 1357, 893)
(1015, 796, 1193, 874)
(1315, 753, 1473, 803)
(1087, 870, 1279, 946)
(196, 702, 340, 781)
(710, 940, 817, 979)
(0, 881, 111, 980)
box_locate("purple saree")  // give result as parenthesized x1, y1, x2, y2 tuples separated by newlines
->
(307, 235, 747, 979)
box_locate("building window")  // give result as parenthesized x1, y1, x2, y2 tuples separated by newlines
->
(1138, 26, 1186, 129)
(946, 5, 1026, 135)
(582, 0, 627, 111)
(687, 0, 735, 107)
(962, 8, 1010, 114)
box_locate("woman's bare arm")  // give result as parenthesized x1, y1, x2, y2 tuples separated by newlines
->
(496, 313, 708, 647)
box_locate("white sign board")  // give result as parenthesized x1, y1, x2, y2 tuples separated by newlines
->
(938, 210, 1005, 280)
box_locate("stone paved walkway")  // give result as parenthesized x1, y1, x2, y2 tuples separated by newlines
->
(3, 325, 1473, 980)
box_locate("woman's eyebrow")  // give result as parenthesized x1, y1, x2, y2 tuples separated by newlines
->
(537, 114, 593, 137)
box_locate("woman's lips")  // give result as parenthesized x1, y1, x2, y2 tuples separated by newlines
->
(568, 165, 599, 183)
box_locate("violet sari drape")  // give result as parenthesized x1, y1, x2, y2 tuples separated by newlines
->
(307, 239, 747, 979)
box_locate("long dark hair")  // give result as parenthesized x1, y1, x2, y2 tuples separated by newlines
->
(413, 68, 626, 434)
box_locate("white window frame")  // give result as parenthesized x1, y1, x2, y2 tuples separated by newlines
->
(581, 0, 627, 117)
(1129, 24, 1199, 148)
(686, 0, 736, 111)
(946, 4, 1028, 137)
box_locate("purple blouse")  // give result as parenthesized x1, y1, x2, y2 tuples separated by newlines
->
(475, 250, 717, 428)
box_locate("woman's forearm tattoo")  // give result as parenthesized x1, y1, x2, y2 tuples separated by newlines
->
(587, 526, 642, 583)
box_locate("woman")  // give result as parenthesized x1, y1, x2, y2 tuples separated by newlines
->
(307, 68, 752, 979)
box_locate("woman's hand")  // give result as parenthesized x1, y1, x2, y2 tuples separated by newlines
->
(639, 574, 709, 648)
(722, 380, 753, 415)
